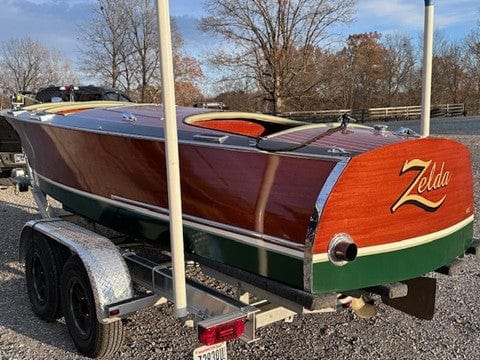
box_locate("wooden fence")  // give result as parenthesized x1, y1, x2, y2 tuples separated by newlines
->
(278, 103, 465, 123)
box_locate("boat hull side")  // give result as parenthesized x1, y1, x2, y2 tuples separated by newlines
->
(11, 119, 336, 245)
(37, 174, 305, 288)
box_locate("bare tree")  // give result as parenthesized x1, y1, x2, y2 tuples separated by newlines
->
(313, 49, 351, 109)
(381, 34, 418, 106)
(78, 0, 203, 103)
(200, 0, 356, 114)
(175, 82, 203, 106)
(463, 27, 480, 114)
(213, 78, 264, 112)
(338, 32, 389, 109)
(431, 33, 466, 105)
(0, 37, 76, 95)
(126, 0, 160, 102)
(44, 49, 79, 86)
(78, 0, 131, 89)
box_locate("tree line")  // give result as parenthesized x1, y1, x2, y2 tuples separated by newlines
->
(1, 0, 480, 116)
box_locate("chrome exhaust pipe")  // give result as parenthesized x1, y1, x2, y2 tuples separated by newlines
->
(328, 233, 358, 266)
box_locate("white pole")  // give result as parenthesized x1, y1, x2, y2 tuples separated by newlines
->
(420, 0, 434, 137)
(154, 0, 188, 318)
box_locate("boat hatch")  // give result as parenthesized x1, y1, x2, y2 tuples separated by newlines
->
(185, 112, 305, 137)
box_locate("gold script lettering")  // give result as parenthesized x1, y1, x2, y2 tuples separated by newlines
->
(391, 159, 451, 213)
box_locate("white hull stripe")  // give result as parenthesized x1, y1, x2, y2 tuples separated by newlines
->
(312, 215, 474, 263)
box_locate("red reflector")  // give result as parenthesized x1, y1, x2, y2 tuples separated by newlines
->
(198, 318, 245, 345)
(109, 309, 120, 316)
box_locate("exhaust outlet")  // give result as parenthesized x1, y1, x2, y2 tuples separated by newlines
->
(328, 233, 358, 266)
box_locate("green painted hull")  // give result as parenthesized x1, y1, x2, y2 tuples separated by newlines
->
(39, 177, 171, 242)
(184, 229, 304, 287)
(311, 222, 473, 293)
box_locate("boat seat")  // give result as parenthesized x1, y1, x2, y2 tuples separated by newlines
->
(192, 119, 266, 137)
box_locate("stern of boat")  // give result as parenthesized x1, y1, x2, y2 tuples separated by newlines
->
(306, 137, 474, 293)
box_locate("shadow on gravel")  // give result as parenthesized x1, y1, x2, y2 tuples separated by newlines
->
(0, 191, 80, 356)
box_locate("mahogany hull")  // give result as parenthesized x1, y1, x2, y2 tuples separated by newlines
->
(3, 102, 474, 293)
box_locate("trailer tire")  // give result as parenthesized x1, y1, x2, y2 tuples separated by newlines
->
(25, 234, 65, 321)
(61, 255, 124, 358)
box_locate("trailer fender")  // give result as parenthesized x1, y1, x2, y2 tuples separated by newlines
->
(20, 218, 134, 324)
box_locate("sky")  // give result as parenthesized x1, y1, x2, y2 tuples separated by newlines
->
(0, 0, 479, 85)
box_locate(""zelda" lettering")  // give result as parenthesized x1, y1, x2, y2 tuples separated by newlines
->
(391, 159, 451, 213)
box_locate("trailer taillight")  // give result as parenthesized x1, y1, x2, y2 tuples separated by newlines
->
(198, 318, 245, 345)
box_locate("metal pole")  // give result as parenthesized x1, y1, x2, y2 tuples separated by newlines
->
(420, 0, 434, 137)
(154, 0, 187, 318)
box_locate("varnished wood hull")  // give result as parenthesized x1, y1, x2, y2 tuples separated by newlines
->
(3, 102, 474, 294)
(307, 138, 474, 292)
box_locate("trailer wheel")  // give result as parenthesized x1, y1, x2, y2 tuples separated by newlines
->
(25, 234, 66, 321)
(61, 255, 124, 358)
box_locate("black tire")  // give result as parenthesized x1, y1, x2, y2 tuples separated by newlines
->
(61, 255, 124, 358)
(18, 181, 29, 192)
(25, 234, 67, 321)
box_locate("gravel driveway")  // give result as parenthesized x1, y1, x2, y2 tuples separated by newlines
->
(1, 116, 479, 359)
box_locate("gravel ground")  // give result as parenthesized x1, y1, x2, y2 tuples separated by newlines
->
(1, 116, 480, 359)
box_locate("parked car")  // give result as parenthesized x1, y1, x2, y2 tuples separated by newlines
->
(35, 85, 132, 103)
(0, 113, 25, 185)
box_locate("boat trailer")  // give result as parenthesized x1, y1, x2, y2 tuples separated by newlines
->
(17, 213, 345, 358)
(17, 201, 480, 359)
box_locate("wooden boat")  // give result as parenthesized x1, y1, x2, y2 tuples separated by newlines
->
(2, 101, 474, 295)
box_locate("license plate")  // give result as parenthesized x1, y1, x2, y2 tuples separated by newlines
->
(193, 342, 227, 360)
(13, 153, 25, 163)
